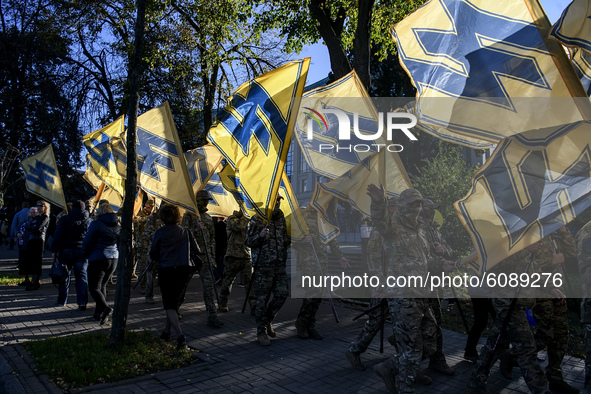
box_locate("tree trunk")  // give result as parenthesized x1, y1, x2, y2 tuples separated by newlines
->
(109, 0, 146, 347)
(308, 0, 352, 81)
(353, 0, 374, 91)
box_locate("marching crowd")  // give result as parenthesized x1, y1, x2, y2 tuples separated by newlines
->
(4, 185, 591, 394)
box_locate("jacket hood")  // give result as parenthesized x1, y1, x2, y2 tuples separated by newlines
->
(98, 212, 119, 226)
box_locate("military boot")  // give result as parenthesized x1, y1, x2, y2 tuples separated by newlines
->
(219, 298, 229, 312)
(374, 359, 397, 393)
(345, 350, 366, 371)
(307, 326, 323, 340)
(295, 319, 309, 339)
(429, 359, 455, 376)
(417, 371, 432, 385)
(257, 333, 271, 346)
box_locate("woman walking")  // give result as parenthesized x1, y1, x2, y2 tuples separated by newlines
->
(82, 203, 120, 325)
(23, 201, 50, 291)
(149, 204, 201, 349)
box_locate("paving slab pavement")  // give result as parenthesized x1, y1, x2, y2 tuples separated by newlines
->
(0, 245, 585, 393)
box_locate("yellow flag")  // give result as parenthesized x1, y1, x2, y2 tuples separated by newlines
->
(455, 120, 591, 273)
(550, 0, 591, 53)
(278, 171, 309, 242)
(207, 58, 310, 221)
(21, 144, 67, 209)
(136, 102, 198, 213)
(392, 0, 587, 145)
(310, 150, 411, 242)
(184, 144, 223, 195)
(202, 166, 240, 218)
(294, 70, 409, 179)
(82, 116, 125, 196)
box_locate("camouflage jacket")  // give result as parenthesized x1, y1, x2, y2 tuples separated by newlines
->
(532, 231, 574, 294)
(296, 207, 344, 273)
(142, 210, 164, 250)
(371, 197, 433, 297)
(491, 248, 536, 307)
(245, 209, 289, 268)
(419, 218, 453, 272)
(133, 209, 152, 243)
(577, 221, 591, 299)
(226, 215, 251, 259)
(181, 211, 216, 266)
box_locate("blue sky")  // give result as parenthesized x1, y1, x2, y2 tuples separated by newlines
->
(299, 0, 572, 84)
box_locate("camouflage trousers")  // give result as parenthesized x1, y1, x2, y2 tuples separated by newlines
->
(532, 298, 568, 381)
(144, 258, 158, 299)
(252, 265, 288, 335)
(428, 297, 446, 363)
(349, 298, 390, 355)
(198, 253, 218, 318)
(220, 256, 254, 308)
(385, 298, 437, 394)
(467, 298, 549, 394)
(135, 245, 149, 288)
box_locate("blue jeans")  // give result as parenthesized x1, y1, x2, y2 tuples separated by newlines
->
(57, 259, 89, 306)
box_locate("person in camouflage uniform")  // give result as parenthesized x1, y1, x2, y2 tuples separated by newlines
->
(245, 196, 290, 346)
(219, 209, 253, 312)
(527, 228, 578, 394)
(420, 198, 455, 376)
(576, 220, 591, 393)
(142, 206, 164, 304)
(346, 197, 397, 372)
(181, 190, 223, 328)
(295, 205, 349, 340)
(367, 185, 439, 394)
(133, 199, 154, 282)
(466, 240, 551, 394)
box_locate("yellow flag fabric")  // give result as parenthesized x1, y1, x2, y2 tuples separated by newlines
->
(136, 102, 198, 213)
(207, 58, 310, 221)
(184, 144, 223, 195)
(21, 144, 67, 209)
(310, 150, 411, 243)
(550, 0, 591, 53)
(455, 121, 591, 273)
(87, 186, 123, 212)
(82, 116, 126, 196)
(202, 166, 240, 218)
(278, 171, 309, 242)
(294, 70, 410, 179)
(572, 47, 591, 96)
(392, 0, 586, 145)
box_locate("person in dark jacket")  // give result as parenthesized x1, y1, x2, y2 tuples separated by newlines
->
(149, 203, 201, 350)
(51, 200, 91, 309)
(23, 201, 50, 291)
(82, 203, 120, 325)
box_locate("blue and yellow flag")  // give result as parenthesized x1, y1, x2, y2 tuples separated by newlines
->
(207, 58, 310, 221)
(310, 150, 411, 243)
(550, 0, 591, 53)
(455, 121, 591, 273)
(82, 116, 125, 196)
(392, 0, 585, 145)
(184, 144, 223, 195)
(21, 144, 67, 209)
(572, 48, 591, 96)
(136, 102, 198, 213)
(202, 168, 240, 218)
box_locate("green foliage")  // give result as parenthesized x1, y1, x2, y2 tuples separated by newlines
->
(22, 330, 196, 390)
(411, 144, 480, 259)
(0, 274, 20, 286)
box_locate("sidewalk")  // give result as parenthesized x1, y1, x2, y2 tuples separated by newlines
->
(0, 245, 586, 393)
